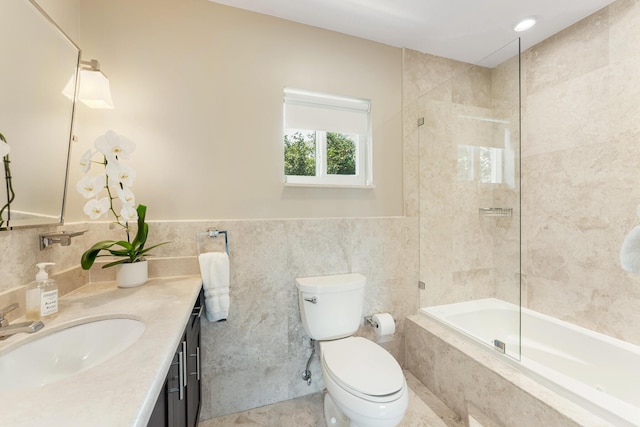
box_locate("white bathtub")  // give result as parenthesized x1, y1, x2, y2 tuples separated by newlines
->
(421, 298, 640, 427)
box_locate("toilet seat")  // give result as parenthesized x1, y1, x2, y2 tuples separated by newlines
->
(321, 337, 404, 403)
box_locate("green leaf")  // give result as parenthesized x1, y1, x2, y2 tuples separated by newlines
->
(131, 204, 148, 250)
(137, 241, 170, 257)
(101, 258, 132, 269)
(80, 203, 171, 270)
(81, 240, 119, 270)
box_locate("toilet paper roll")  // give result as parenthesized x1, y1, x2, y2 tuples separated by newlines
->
(372, 313, 395, 336)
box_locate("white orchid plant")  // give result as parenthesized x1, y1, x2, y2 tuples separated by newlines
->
(0, 132, 14, 229)
(77, 130, 167, 270)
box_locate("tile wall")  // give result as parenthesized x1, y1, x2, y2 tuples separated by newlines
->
(405, 0, 640, 345)
(0, 216, 419, 419)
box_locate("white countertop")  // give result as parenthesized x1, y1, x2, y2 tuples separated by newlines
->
(0, 275, 203, 427)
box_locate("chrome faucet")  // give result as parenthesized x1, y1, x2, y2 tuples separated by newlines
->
(0, 303, 44, 340)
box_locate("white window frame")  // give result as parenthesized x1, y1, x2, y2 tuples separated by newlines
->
(283, 88, 373, 188)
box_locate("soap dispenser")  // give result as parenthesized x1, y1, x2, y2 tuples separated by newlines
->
(27, 262, 58, 319)
(25, 278, 41, 321)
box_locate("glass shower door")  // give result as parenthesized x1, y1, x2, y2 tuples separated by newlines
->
(417, 39, 522, 360)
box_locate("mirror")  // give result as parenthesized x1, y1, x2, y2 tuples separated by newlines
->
(0, 0, 80, 229)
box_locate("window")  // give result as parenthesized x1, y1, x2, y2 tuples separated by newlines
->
(283, 88, 373, 187)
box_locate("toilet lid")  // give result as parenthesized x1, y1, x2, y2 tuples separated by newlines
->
(321, 337, 404, 397)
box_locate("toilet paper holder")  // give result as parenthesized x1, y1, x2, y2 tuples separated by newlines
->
(364, 313, 396, 337)
(364, 315, 379, 328)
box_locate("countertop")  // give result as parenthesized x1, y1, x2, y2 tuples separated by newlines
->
(0, 275, 203, 427)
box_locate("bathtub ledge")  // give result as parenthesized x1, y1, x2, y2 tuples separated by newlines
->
(406, 313, 612, 427)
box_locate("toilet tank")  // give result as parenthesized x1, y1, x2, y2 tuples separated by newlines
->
(295, 273, 366, 340)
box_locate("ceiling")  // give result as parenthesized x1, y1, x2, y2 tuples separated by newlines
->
(208, 0, 614, 67)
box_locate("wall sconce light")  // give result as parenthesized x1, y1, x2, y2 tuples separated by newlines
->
(63, 59, 114, 109)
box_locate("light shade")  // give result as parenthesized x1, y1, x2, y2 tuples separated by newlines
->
(62, 59, 114, 109)
(77, 69, 113, 109)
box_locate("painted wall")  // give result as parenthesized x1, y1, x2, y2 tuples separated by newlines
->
(37, 0, 79, 41)
(69, 0, 403, 221)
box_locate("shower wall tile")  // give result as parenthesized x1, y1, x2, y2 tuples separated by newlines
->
(451, 66, 492, 109)
(411, 0, 640, 348)
(522, 66, 611, 158)
(403, 107, 421, 218)
(403, 49, 470, 218)
(407, 46, 521, 312)
(491, 55, 520, 103)
(402, 49, 470, 103)
(524, 7, 610, 97)
(520, 0, 640, 345)
(608, 0, 640, 65)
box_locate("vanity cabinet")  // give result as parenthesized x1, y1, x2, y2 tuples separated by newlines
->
(185, 298, 202, 427)
(148, 289, 203, 427)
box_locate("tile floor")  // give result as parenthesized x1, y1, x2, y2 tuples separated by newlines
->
(199, 371, 464, 427)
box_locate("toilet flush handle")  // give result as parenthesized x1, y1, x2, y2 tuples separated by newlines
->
(304, 296, 317, 304)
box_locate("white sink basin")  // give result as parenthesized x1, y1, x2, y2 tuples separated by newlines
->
(0, 317, 145, 392)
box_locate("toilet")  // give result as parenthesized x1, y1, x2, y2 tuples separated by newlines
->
(295, 273, 408, 427)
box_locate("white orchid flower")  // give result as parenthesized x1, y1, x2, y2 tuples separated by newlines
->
(105, 159, 136, 187)
(76, 174, 106, 199)
(0, 140, 9, 158)
(117, 187, 136, 206)
(120, 204, 138, 222)
(83, 197, 110, 220)
(79, 149, 94, 173)
(94, 130, 136, 160)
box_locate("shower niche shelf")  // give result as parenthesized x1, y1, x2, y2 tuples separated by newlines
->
(479, 208, 513, 217)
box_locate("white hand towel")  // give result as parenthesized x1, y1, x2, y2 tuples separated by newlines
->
(198, 252, 230, 322)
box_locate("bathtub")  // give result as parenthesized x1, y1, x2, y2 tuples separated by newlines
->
(420, 298, 640, 427)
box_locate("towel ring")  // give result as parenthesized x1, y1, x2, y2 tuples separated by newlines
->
(196, 229, 229, 256)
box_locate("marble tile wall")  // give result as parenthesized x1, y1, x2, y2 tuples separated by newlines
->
(0, 216, 419, 419)
(152, 217, 419, 419)
(406, 0, 640, 346)
(402, 49, 472, 218)
(405, 314, 609, 427)
(0, 224, 90, 322)
(520, 0, 640, 345)
(404, 46, 521, 310)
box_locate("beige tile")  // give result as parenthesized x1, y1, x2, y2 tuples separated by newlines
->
(523, 7, 609, 96)
(199, 371, 464, 427)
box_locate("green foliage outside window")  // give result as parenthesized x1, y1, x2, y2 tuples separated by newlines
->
(326, 132, 356, 175)
(284, 131, 356, 177)
(284, 131, 316, 176)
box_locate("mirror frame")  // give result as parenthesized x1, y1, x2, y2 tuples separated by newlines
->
(1, 0, 81, 230)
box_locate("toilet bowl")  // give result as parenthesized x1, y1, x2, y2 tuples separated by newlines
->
(320, 337, 408, 427)
(295, 273, 408, 426)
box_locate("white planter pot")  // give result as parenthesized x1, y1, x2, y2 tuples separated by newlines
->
(116, 260, 148, 288)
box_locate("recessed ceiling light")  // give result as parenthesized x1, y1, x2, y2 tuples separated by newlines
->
(514, 17, 537, 32)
